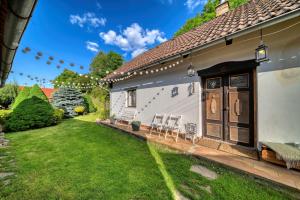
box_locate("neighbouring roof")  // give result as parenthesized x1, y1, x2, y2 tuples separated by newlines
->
(19, 86, 57, 99)
(108, 0, 300, 78)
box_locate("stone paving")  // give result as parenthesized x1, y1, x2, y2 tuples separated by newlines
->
(190, 165, 218, 180)
(0, 131, 15, 187)
(99, 121, 300, 191)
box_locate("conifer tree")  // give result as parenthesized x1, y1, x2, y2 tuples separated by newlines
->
(52, 88, 85, 117)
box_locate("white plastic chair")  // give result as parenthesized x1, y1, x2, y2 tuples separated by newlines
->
(185, 123, 198, 144)
(162, 115, 183, 142)
(149, 114, 165, 135)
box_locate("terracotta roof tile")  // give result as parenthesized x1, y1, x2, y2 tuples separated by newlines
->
(108, 0, 300, 78)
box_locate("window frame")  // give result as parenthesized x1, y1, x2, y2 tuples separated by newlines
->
(126, 88, 137, 108)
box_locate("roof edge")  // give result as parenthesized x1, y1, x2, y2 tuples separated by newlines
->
(109, 7, 300, 79)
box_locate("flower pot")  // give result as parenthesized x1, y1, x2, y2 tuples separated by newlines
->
(131, 121, 141, 131)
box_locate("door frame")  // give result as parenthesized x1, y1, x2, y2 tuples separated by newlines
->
(198, 60, 258, 147)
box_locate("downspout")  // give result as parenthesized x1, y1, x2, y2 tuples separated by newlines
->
(0, 0, 38, 87)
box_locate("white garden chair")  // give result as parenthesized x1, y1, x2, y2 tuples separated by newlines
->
(162, 115, 183, 142)
(149, 114, 165, 136)
(185, 123, 198, 144)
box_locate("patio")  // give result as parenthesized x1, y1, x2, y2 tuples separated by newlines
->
(99, 120, 300, 191)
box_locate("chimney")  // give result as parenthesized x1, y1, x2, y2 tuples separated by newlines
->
(216, 0, 230, 17)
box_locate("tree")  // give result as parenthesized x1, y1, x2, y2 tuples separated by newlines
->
(0, 83, 19, 109)
(29, 84, 48, 101)
(174, 0, 248, 37)
(90, 51, 123, 78)
(52, 88, 85, 117)
(11, 86, 30, 109)
(52, 69, 80, 88)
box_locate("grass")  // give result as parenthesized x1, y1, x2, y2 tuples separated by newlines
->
(0, 114, 298, 200)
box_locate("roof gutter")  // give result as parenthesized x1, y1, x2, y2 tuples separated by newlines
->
(122, 8, 300, 77)
(0, 0, 38, 87)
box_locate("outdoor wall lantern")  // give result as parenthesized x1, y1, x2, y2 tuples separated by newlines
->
(255, 29, 269, 63)
(187, 63, 195, 77)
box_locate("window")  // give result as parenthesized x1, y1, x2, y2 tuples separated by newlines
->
(127, 89, 136, 107)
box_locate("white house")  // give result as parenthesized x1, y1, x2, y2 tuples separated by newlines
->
(108, 0, 300, 151)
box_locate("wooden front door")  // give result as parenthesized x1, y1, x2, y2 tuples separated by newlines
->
(203, 71, 254, 147)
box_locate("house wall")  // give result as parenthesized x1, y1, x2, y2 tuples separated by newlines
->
(110, 17, 300, 147)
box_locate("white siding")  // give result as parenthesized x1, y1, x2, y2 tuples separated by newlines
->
(110, 17, 300, 147)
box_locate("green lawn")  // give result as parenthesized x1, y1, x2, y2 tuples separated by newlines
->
(0, 114, 298, 200)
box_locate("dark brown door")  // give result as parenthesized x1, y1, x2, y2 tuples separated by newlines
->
(203, 72, 254, 147)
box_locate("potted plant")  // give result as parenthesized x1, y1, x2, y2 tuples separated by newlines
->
(110, 114, 117, 124)
(131, 121, 141, 131)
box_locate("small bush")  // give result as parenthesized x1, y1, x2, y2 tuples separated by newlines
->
(5, 96, 56, 132)
(53, 109, 64, 123)
(74, 106, 85, 115)
(83, 95, 96, 113)
(0, 110, 12, 124)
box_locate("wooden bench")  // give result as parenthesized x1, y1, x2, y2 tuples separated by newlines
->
(116, 110, 137, 127)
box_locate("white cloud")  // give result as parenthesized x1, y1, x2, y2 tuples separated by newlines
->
(131, 48, 147, 58)
(86, 41, 99, 52)
(185, 0, 206, 11)
(70, 12, 106, 28)
(96, 1, 102, 9)
(100, 23, 167, 58)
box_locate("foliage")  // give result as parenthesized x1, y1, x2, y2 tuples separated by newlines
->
(52, 69, 80, 88)
(90, 87, 110, 119)
(0, 110, 12, 124)
(29, 84, 48, 101)
(52, 88, 85, 117)
(174, 0, 248, 37)
(5, 96, 56, 132)
(11, 86, 30, 109)
(0, 83, 19, 109)
(74, 106, 85, 115)
(90, 51, 123, 78)
(0, 114, 297, 199)
(53, 108, 64, 124)
(83, 94, 96, 113)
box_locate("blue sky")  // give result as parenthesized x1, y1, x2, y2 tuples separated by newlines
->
(8, 0, 207, 87)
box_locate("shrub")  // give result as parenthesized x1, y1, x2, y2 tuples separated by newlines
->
(90, 87, 109, 119)
(83, 95, 96, 113)
(53, 109, 64, 124)
(0, 83, 19, 109)
(29, 84, 48, 101)
(52, 88, 85, 117)
(11, 86, 30, 109)
(0, 110, 12, 124)
(5, 96, 56, 132)
(74, 106, 85, 115)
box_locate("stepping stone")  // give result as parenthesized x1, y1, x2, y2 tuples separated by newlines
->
(175, 190, 190, 200)
(3, 179, 11, 186)
(190, 165, 218, 180)
(199, 185, 212, 194)
(0, 172, 14, 179)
